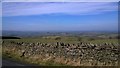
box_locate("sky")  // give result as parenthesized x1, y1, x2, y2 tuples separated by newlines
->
(2, 2, 118, 32)
(2, 0, 120, 2)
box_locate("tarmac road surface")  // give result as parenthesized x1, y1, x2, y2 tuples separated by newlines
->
(2, 59, 25, 66)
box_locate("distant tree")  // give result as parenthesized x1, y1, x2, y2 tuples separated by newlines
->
(88, 38, 95, 41)
(109, 37, 112, 39)
(55, 37, 61, 40)
(118, 35, 120, 39)
(78, 37, 82, 41)
(115, 35, 120, 39)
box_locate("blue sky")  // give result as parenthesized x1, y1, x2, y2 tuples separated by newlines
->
(2, 2, 118, 31)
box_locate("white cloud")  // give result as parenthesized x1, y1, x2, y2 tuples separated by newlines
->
(2, 2, 118, 16)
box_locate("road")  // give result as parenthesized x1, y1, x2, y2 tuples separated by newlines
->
(2, 59, 41, 68)
(2, 59, 25, 66)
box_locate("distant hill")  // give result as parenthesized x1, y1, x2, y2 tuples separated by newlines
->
(2, 30, 118, 38)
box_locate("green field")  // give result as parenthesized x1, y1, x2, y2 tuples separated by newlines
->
(3, 36, 118, 44)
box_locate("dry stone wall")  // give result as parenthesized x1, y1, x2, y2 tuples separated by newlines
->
(2, 41, 119, 66)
